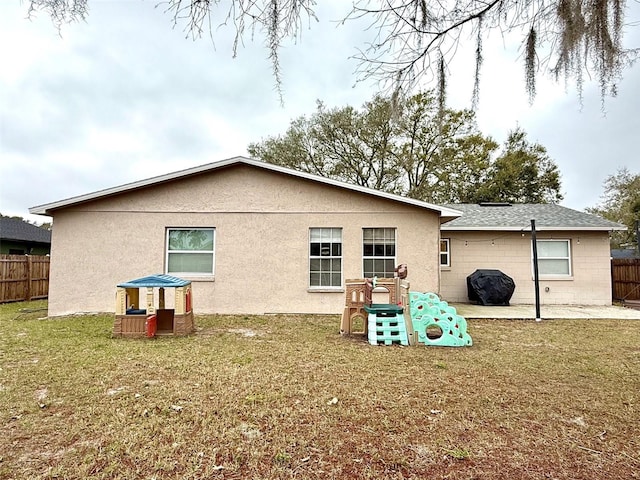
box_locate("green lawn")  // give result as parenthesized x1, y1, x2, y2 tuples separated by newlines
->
(1, 300, 639, 479)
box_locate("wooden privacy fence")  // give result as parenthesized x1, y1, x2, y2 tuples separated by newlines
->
(611, 258, 640, 301)
(0, 255, 50, 303)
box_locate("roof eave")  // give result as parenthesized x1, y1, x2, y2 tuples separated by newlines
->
(29, 156, 251, 215)
(0, 237, 51, 244)
(441, 225, 627, 232)
(29, 156, 462, 218)
(248, 159, 461, 216)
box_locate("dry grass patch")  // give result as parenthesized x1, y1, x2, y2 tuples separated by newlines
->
(1, 300, 639, 479)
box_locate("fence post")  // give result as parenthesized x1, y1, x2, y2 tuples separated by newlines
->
(26, 255, 32, 301)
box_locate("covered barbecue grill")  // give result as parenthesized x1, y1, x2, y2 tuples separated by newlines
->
(466, 269, 515, 306)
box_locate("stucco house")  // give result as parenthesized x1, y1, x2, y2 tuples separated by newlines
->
(29, 157, 625, 317)
(439, 203, 626, 305)
(29, 156, 460, 317)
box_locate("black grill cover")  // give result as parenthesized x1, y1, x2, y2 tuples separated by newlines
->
(466, 269, 515, 306)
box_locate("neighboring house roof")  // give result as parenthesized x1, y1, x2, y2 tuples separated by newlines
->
(0, 218, 52, 243)
(440, 203, 627, 231)
(29, 156, 462, 220)
(611, 249, 640, 259)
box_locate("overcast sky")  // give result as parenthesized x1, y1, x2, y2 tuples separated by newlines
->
(1, 0, 639, 224)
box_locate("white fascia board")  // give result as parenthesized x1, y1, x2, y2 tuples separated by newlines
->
(244, 158, 462, 217)
(29, 156, 249, 215)
(441, 225, 627, 232)
(29, 156, 462, 219)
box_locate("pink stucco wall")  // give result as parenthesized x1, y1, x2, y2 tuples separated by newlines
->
(47, 164, 442, 316)
(440, 231, 613, 305)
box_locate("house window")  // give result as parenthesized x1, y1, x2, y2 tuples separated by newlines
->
(309, 228, 342, 288)
(166, 228, 215, 276)
(535, 239, 571, 276)
(440, 239, 450, 267)
(363, 228, 396, 277)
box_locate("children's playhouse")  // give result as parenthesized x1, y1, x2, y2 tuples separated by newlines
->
(113, 274, 195, 338)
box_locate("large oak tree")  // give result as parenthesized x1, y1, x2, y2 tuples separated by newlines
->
(248, 93, 563, 204)
(474, 128, 563, 204)
(587, 168, 640, 248)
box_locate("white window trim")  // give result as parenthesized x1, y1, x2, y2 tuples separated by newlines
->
(309, 227, 343, 290)
(440, 238, 451, 268)
(533, 239, 572, 279)
(362, 227, 397, 278)
(166, 227, 216, 278)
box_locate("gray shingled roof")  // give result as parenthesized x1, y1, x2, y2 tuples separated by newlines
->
(0, 218, 52, 243)
(611, 249, 640, 259)
(440, 203, 626, 231)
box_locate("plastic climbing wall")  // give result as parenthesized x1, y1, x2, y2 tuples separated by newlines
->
(409, 292, 472, 347)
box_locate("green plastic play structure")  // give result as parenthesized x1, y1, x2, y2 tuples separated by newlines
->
(364, 292, 472, 347)
(408, 292, 472, 347)
(364, 303, 408, 346)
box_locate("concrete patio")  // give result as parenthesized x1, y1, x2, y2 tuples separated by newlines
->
(452, 303, 640, 320)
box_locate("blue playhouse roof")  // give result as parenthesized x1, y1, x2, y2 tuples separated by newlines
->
(117, 274, 191, 288)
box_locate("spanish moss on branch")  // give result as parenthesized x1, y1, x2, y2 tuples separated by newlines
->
(27, 0, 638, 106)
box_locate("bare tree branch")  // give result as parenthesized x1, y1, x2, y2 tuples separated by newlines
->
(26, 0, 638, 106)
